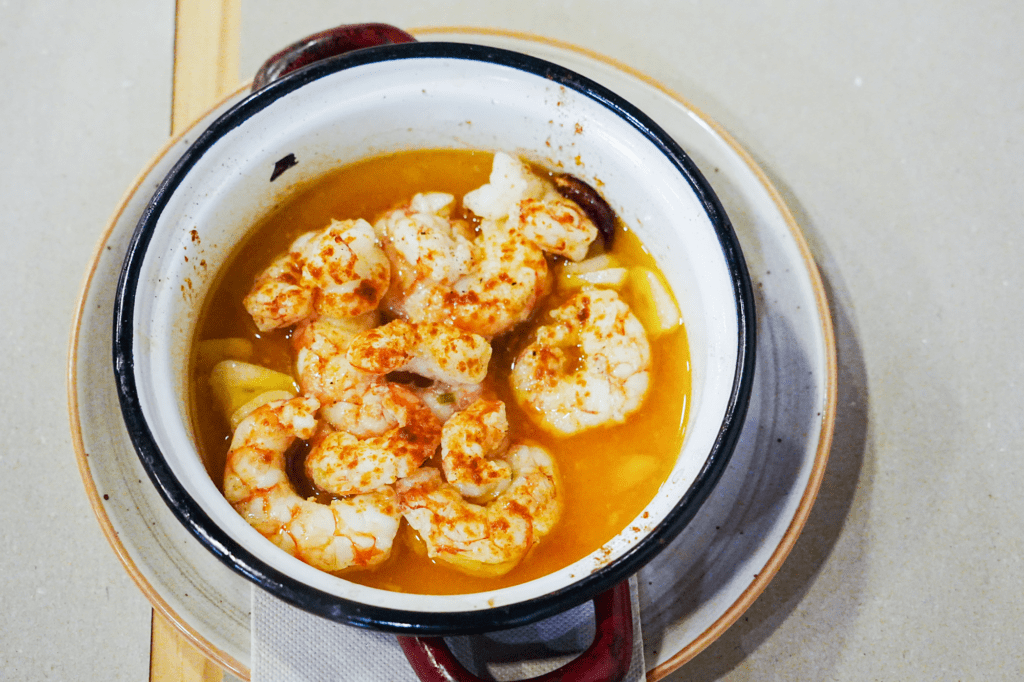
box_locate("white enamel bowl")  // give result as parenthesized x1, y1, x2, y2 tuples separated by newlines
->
(112, 41, 755, 635)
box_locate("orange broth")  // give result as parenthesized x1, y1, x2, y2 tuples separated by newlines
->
(189, 149, 690, 595)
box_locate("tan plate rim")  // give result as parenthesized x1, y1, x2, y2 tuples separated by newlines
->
(66, 26, 837, 681)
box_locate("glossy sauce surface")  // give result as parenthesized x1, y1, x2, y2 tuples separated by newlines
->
(189, 149, 690, 594)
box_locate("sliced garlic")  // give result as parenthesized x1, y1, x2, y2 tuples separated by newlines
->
(628, 267, 682, 337)
(209, 360, 299, 425)
(195, 337, 254, 373)
(561, 253, 621, 274)
(229, 389, 297, 431)
(559, 267, 629, 291)
(609, 454, 662, 495)
(557, 254, 627, 291)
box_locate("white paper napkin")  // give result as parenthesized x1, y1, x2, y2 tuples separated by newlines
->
(252, 577, 645, 682)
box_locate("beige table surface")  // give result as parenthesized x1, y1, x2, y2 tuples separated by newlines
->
(3, 1, 1022, 680)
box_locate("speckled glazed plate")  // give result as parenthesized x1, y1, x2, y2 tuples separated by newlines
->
(68, 28, 835, 680)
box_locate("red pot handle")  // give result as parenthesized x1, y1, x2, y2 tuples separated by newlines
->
(397, 580, 634, 682)
(252, 23, 417, 91)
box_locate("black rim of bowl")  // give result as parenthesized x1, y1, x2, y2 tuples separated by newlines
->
(112, 41, 756, 635)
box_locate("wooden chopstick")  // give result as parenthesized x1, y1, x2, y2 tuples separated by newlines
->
(150, 612, 226, 682)
(172, 0, 241, 136)
(151, 0, 241, 679)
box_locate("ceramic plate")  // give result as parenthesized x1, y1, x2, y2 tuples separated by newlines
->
(68, 28, 835, 680)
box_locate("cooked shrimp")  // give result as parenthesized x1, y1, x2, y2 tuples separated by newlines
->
(223, 396, 401, 572)
(376, 192, 475, 294)
(437, 216, 551, 338)
(243, 219, 390, 331)
(305, 382, 442, 496)
(440, 399, 512, 500)
(380, 213, 550, 338)
(295, 316, 444, 495)
(465, 152, 599, 262)
(302, 219, 391, 319)
(396, 443, 561, 577)
(518, 195, 598, 262)
(293, 314, 382, 432)
(378, 154, 605, 338)
(510, 287, 652, 436)
(346, 318, 492, 385)
(242, 232, 317, 331)
(414, 153, 598, 336)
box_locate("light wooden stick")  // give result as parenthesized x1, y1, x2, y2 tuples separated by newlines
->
(150, 612, 226, 682)
(172, 0, 241, 135)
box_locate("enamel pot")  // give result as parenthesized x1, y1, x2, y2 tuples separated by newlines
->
(112, 24, 756, 682)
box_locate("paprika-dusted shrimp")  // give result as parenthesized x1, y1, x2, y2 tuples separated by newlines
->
(437, 216, 551, 338)
(377, 154, 601, 338)
(466, 152, 598, 262)
(396, 444, 561, 577)
(518, 195, 598, 263)
(305, 382, 442, 496)
(440, 398, 512, 500)
(346, 318, 492, 385)
(375, 192, 475, 297)
(303, 218, 391, 319)
(242, 232, 317, 331)
(380, 212, 550, 338)
(293, 314, 382, 433)
(223, 396, 401, 572)
(244, 219, 390, 331)
(511, 287, 652, 436)
(296, 317, 444, 496)
(375, 187, 549, 338)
